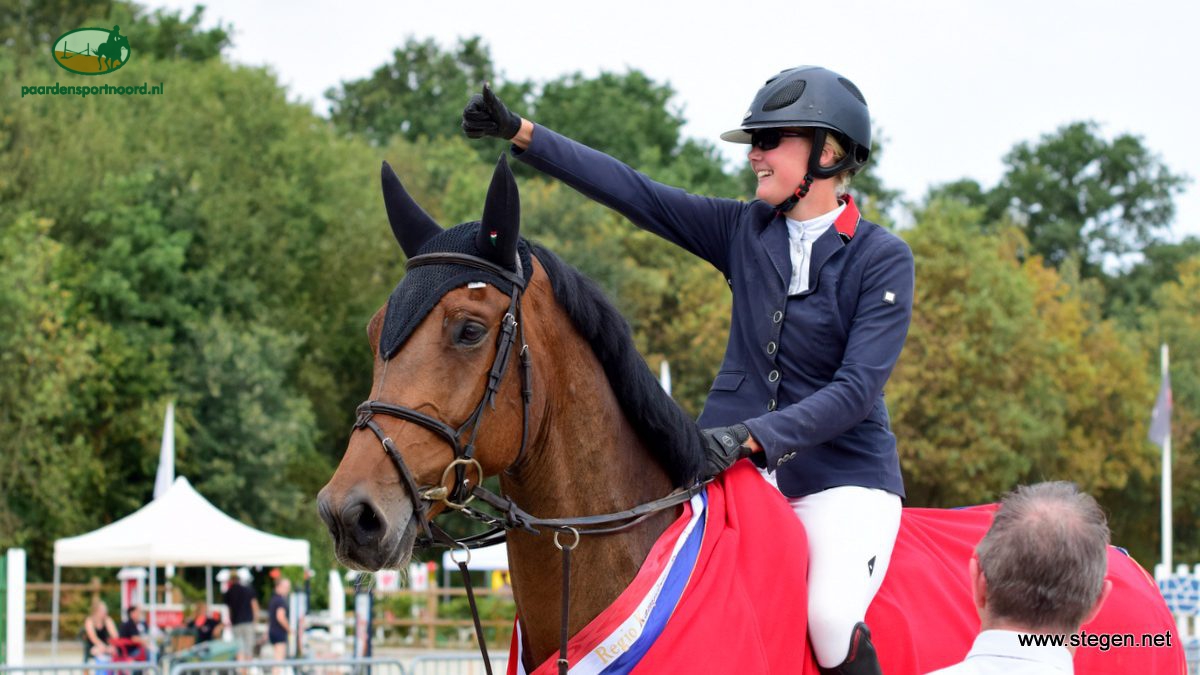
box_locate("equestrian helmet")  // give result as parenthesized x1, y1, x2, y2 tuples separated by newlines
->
(722, 66, 871, 176)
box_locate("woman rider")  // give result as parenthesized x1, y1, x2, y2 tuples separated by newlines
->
(462, 66, 913, 675)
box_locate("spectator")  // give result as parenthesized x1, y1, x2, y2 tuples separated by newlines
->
(116, 605, 149, 659)
(82, 599, 118, 662)
(223, 567, 259, 664)
(190, 601, 224, 643)
(268, 578, 291, 674)
(926, 482, 1113, 674)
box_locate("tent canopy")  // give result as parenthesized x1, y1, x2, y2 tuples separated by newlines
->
(442, 542, 508, 572)
(54, 476, 309, 568)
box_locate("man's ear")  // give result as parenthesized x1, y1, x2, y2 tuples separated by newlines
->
(1080, 579, 1113, 627)
(970, 556, 988, 615)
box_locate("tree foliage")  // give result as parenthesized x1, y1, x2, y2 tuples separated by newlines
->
(932, 122, 1189, 281)
(891, 199, 1158, 561)
(327, 36, 500, 146)
(1144, 261, 1200, 563)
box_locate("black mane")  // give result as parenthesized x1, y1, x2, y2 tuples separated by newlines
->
(531, 244, 705, 486)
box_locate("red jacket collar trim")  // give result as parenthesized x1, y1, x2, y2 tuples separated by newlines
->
(835, 194, 860, 241)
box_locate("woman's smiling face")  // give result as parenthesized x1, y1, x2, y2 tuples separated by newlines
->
(748, 128, 833, 205)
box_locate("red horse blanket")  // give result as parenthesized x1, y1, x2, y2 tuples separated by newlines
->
(511, 461, 1184, 674)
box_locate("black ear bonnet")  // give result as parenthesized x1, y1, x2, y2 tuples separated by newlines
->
(379, 225, 532, 359)
(378, 155, 530, 360)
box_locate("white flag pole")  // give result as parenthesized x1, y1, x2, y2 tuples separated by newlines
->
(1161, 344, 1172, 573)
(154, 401, 175, 500)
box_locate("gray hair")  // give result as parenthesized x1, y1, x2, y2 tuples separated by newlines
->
(976, 481, 1110, 632)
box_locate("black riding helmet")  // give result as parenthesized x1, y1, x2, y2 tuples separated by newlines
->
(722, 66, 871, 191)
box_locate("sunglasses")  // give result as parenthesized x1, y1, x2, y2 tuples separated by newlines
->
(750, 129, 810, 151)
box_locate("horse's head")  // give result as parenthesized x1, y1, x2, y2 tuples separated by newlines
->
(318, 156, 535, 570)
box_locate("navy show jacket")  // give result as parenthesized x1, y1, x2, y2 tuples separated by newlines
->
(513, 125, 912, 499)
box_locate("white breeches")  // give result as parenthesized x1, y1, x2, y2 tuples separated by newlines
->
(760, 472, 902, 668)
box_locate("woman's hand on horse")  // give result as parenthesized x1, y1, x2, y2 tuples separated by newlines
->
(462, 83, 524, 140)
(700, 423, 757, 478)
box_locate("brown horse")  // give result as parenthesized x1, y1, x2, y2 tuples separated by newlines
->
(318, 158, 1184, 674)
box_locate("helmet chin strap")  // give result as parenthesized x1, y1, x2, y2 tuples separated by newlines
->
(773, 173, 814, 215)
(773, 128, 858, 215)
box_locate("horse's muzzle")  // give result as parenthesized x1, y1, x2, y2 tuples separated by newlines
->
(317, 486, 416, 571)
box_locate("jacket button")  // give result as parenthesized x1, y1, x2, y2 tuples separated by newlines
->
(767, 341, 777, 355)
(772, 310, 783, 323)
(767, 398, 777, 411)
(768, 370, 780, 383)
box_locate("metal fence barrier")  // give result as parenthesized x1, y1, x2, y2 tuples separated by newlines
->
(169, 659, 406, 675)
(408, 655, 505, 675)
(1, 665, 161, 675)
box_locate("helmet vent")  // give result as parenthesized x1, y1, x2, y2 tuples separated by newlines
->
(838, 78, 866, 105)
(762, 80, 806, 111)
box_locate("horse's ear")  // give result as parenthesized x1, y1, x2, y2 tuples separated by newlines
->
(381, 161, 442, 257)
(477, 155, 520, 268)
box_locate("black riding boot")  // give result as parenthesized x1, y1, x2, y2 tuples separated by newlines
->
(817, 622, 881, 675)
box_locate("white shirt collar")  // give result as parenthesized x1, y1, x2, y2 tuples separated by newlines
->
(784, 202, 846, 242)
(965, 630, 1073, 671)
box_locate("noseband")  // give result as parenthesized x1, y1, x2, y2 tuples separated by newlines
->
(353, 251, 532, 549)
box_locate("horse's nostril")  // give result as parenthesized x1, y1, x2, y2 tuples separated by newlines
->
(355, 501, 383, 534)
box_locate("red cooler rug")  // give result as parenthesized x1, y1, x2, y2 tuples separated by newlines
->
(509, 461, 1185, 674)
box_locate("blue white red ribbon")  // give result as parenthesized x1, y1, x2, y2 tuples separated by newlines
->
(511, 489, 708, 675)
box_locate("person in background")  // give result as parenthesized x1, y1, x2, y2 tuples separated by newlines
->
(223, 567, 259, 665)
(116, 605, 149, 660)
(268, 577, 292, 673)
(82, 599, 119, 663)
(190, 600, 224, 643)
(925, 482, 1113, 674)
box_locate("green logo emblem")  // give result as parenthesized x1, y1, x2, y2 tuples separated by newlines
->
(52, 26, 131, 76)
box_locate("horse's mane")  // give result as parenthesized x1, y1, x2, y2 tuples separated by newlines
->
(531, 243, 705, 487)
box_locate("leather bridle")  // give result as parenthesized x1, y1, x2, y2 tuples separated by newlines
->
(350, 250, 705, 675)
(352, 251, 532, 549)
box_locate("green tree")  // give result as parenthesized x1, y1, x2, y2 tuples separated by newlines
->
(892, 199, 1155, 558)
(118, 4, 232, 62)
(0, 214, 106, 564)
(1104, 238, 1200, 323)
(531, 70, 682, 168)
(1144, 260, 1200, 563)
(988, 121, 1188, 277)
(327, 36, 513, 146)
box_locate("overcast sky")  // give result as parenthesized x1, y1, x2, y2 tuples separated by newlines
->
(154, 0, 1199, 239)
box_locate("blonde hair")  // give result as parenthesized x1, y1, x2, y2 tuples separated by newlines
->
(822, 133, 853, 196)
(781, 127, 856, 195)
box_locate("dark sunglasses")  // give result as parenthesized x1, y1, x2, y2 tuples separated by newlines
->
(750, 129, 810, 151)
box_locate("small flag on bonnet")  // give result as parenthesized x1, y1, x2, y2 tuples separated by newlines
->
(1149, 373, 1172, 448)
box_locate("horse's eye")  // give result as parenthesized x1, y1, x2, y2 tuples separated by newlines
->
(455, 321, 488, 346)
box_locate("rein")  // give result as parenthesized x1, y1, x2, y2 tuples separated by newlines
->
(353, 251, 703, 675)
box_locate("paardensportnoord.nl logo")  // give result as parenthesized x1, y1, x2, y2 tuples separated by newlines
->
(22, 25, 163, 99)
(52, 25, 131, 75)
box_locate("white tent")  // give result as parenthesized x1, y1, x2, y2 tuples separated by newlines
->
(441, 542, 509, 590)
(51, 476, 309, 655)
(441, 542, 508, 573)
(55, 476, 309, 567)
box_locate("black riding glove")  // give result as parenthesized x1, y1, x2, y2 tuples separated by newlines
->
(700, 423, 753, 478)
(462, 83, 523, 140)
